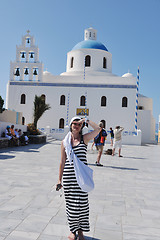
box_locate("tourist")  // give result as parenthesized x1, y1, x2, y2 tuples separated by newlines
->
(112, 126, 124, 157)
(56, 117, 101, 240)
(10, 125, 18, 145)
(5, 126, 12, 140)
(109, 127, 114, 146)
(18, 129, 29, 145)
(94, 122, 107, 166)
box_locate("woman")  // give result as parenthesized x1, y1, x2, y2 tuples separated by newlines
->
(109, 127, 114, 146)
(56, 117, 101, 240)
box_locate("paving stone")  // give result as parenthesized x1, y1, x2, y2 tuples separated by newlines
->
(5, 231, 40, 240)
(0, 142, 160, 239)
(123, 233, 160, 240)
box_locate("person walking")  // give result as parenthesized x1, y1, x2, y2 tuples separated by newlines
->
(112, 126, 124, 157)
(109, 127, 114, 146)
(56, 117, 101, 240)
(94, 122, 107, 166)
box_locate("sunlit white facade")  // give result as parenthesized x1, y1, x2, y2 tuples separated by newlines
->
(6, 28, 155, 144)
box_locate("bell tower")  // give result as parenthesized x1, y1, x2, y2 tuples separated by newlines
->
(84, 27, 97, 41)
(10, 30, 43, 82)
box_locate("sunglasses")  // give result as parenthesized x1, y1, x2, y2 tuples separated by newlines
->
(72, 122, 82, 126)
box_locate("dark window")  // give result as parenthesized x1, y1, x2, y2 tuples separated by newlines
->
(138, 106, 144, 110)
(60, 95, 65, 105)
(100, 120, 106, 129)
(103, 57, 107, 69)
(80, 96, 86, 106)
(122, 97, 128, 107)
(89, 32, 91, 37)
(20, 94, 26, 104)
(41, 94, 46, 103)
(22, 117, 25, 125)
(101, 96, 107, 106)
(71, 57, 74, 68)
(85, 55, 91, 67)
(59, 118, 64, 128)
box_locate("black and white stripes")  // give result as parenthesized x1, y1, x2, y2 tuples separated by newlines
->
(63, 139, 90, 233)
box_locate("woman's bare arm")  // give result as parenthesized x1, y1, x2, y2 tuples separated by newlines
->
(83, 120, 101, 145)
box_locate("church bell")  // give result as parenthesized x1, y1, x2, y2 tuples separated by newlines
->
(30, 52, 34, 58)
(33, 69, 38, 75)
(15, 68, 20, 76)
(21, 52, 25, 58)
(24, 68, 29, 75)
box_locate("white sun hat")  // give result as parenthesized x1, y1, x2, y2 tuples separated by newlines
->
(69, 116, 81, 126)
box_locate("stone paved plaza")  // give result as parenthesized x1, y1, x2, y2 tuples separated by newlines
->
(0, 140, 160, 240)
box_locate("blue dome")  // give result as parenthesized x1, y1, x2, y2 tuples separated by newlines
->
(72, 40, 108, 52)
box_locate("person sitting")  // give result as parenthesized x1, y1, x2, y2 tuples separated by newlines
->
(10, 125, 18, 146)
(18, 129, 29, 145)
(5, 126, 12, 140)
(14, 128, 20, 146)
(23, 132, 29, 145)
(5, 126, 13, 146)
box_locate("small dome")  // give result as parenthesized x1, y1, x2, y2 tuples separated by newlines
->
(122, 72, 134, 78)
(43, 70, 50, 75)
(72, 40, 108, 52)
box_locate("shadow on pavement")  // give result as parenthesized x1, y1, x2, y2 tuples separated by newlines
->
(122, 156, 146, 160)
(88, 163, 138, 171)
(0, 154, 15, 160)
(0, 143, 45, 154)
(85, 237, 101, 240)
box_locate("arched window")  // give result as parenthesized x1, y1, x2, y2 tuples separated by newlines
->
(100, 120, 106, 129)
(41, 94, 46, 103)
(71, 57, 74, 68)
(101, 96, 107, 107)
(22, 117, 25, 125)
(80, 96, 86, 106)
(59, 118, 64, 129)
(60, 95, 65, 105)
(122, 97, 128, 107)
(103, 57, 107, 69)
(85, 55, 91, 67)
(20, 94, 26, 104)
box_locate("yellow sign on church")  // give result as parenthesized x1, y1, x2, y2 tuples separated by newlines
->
(76, 108, 89, 116)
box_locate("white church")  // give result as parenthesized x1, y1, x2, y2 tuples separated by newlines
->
(6, 28, 155, 145)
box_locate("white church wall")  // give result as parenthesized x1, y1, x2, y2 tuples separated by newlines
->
(138, 110, 156, 144)
(138, 96, 153, 111)
(7, 81, 137, 133)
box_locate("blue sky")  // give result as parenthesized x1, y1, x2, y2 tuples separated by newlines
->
(0, 0, 159, 123)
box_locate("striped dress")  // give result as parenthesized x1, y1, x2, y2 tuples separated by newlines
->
(63, 136, 90, 233)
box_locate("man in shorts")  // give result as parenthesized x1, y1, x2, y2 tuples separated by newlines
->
(112, 126, 124, 157)
(94, 122, 107, 166)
